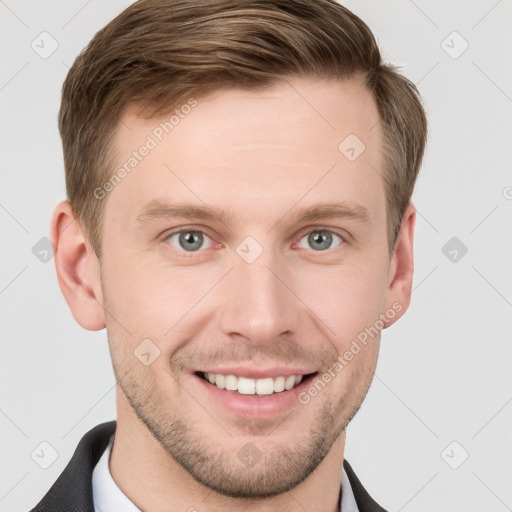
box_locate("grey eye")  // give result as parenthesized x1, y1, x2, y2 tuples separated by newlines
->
(297, 230, 343, 251)
(166, 230, 211, 252)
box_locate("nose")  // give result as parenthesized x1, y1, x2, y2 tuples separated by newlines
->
(218, 243, 302, 347)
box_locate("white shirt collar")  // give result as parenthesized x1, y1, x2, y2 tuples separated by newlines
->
(92, 434, 142, 512)
(340, 461, 360, 512)
(92, 434, 359, 512)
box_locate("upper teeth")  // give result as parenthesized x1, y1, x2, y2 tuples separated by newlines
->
(203, 372, 304, 395)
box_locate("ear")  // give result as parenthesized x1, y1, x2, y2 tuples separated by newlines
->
(383, 202, 416, 328)
(50, 200, 106, 330)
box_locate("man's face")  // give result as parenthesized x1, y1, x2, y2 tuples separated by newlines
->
(96, 77, 402, 497)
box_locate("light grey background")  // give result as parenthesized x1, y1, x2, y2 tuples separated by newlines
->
(1, 1, 511, 511)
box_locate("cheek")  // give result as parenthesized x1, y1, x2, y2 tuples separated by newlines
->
(101, 252, 211, 343)
(295, 258, 389, 347)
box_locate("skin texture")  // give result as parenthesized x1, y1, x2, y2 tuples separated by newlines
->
(51, 76, 415, 512)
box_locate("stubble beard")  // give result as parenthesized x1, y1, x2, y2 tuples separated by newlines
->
(114, 357, 372, 499)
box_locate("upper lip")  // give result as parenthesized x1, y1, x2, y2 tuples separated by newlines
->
(193, 367, 318, 379)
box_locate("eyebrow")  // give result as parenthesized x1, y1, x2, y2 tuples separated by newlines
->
(136, 199, 371, 228)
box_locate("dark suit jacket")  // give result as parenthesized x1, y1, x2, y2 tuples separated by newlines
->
(29, 421, 389, 512)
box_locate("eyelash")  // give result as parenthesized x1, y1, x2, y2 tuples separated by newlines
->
(162, 226, 346, 257)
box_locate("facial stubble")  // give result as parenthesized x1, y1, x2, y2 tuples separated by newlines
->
(107, 332, 375, 499)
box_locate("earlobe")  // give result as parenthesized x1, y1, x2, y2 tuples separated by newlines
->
(50, 200, 106, 331)
(383, 203, 416, 328)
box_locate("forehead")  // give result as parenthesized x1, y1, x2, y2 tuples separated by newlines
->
(105, 77, 384, 231)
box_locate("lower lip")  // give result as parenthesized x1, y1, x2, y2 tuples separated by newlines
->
(190, 373, 316, 418)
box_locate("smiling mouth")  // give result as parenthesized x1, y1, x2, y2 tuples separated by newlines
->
(195, 371, 318, 396)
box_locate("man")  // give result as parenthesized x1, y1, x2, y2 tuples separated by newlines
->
(30, 0, 427, 510)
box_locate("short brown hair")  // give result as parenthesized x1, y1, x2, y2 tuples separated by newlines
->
(59, 0, 427, 258)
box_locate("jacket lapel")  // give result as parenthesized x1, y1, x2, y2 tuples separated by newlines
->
(343, 459, 389, 512)
(30, 421, 117, 512)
